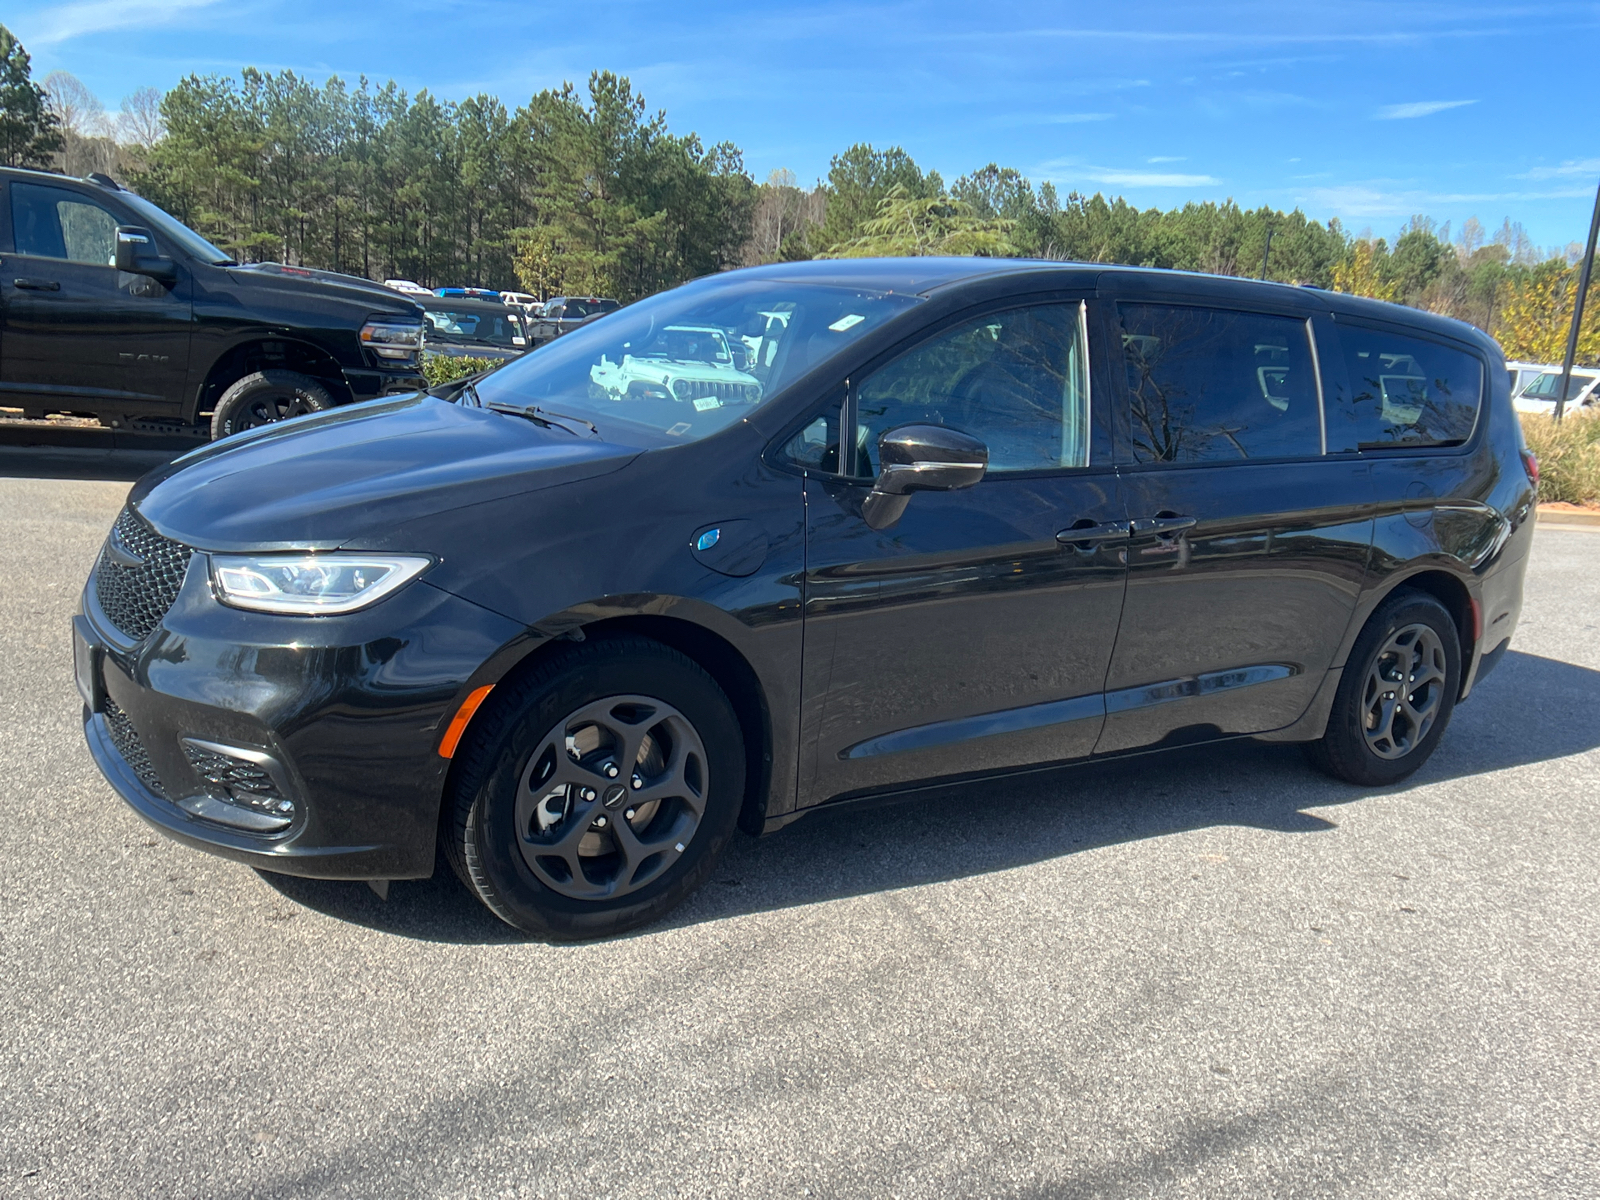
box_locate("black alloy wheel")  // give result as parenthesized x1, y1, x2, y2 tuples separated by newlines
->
(1305, 590, 1462, 786)
(513, 694, 709, 901)
(444, 637, 745, 940)
(210, 370, 337, 439)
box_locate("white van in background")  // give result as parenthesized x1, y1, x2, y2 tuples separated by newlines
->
(1513, 367, 1600, 416)
(1507, 360, 1557, 398)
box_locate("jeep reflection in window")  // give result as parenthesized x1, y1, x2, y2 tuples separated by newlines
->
(470, 278, 918, 447)
(591, 324, 762, 408)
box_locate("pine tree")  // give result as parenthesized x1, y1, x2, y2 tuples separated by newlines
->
(0, 26, 63, 168)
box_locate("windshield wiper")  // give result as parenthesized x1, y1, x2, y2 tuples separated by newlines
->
(484, 400, 600, 438)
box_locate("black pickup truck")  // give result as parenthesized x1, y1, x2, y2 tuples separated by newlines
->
(0, 167, 427, 439)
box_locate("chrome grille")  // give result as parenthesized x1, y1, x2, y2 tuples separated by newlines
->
(93, 507, 193, 642)
(103, 698, 166, 798)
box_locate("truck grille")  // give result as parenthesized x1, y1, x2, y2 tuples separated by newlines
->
(103, 698, 167, 798)
(94, 507, 193, 642)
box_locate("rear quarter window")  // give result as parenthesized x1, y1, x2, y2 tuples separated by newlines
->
(1327, 323, 1482, 451)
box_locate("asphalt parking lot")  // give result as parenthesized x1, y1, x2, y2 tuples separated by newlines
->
(2, 455, 1598, 1199)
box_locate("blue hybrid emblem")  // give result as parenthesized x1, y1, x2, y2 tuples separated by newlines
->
(695, 528, 721, 551)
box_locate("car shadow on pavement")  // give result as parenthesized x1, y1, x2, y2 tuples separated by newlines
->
(0, 444, 184, 481)
(258, 649, 1600, 944)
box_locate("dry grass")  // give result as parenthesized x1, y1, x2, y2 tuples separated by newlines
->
(1521, 410, 1600, 506)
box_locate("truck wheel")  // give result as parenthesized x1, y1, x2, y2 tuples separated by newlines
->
(444, 636, 745, 940)
(210, 370, 337, 439)
(1304, 590, 1461, 787)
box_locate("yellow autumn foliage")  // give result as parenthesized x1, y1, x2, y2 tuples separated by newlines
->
(1497, 262, 1600, 364)
(1331, 240, 1398, 303)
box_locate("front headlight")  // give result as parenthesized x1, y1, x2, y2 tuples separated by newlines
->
(360, 317, 425, 361)
(210, 553, 432, 615)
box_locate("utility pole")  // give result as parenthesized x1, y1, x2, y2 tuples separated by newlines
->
(1555, 175, 1600, 421)
(1260, 227, 1275, 280)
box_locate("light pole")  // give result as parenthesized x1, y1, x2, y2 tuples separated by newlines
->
(1554, 176, 1600, 421)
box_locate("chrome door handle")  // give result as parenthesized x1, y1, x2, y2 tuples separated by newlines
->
(1056, 520, 1130, 545)
(13, 278, 60, 291)
(1130, 515, 1197, 537)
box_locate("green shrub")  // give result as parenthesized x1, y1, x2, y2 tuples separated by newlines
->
(422, 354, 502, 388)
(1520, 411, 1600, 506)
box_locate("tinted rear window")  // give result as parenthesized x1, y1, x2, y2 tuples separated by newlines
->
(1117, 304, 1323, 463)
(1328, 324, 1482, 450)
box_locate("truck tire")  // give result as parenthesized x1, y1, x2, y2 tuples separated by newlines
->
(210, 370, 337, 440)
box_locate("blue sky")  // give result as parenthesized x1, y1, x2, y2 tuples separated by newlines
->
(10, 0, 1599, 251)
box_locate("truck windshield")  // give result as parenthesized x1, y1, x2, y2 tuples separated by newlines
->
(117, 189, 236, 265)
(423, 305, 524, 347)
(473, 276, 919, 445)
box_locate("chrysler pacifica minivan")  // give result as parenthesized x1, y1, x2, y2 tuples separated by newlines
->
(76, 259, 1536, 938)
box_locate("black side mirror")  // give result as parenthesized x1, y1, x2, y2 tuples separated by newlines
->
(861, 423, 988, 530)
(114, 226, 176, 284)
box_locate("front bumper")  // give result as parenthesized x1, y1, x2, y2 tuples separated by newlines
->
(77, 558, 523, 880)
(344, 363, 427, 401)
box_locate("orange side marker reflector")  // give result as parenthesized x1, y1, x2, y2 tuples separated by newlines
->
(438, 684, 494, 759)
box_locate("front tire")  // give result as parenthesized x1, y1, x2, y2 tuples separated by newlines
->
(1305, 590, 1462, 786)
(444, 637, 745, 940)
(210, 370, 337, 439)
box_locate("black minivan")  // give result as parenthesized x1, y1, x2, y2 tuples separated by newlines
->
(76, 258, 1536, 938)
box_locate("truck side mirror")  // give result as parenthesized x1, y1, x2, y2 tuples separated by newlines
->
(114, 226, 176, 284)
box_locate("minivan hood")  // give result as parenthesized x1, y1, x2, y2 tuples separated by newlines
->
(131, 395, 639, 552)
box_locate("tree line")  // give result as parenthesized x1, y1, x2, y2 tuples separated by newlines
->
(2, 23, 1595, 365)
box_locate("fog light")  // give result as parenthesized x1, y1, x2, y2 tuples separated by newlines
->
(179, 738, 297, 833)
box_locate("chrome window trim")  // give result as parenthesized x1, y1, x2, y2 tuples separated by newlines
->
(1075, 298, 1093, 470)
(1307, 315, 1328, 456)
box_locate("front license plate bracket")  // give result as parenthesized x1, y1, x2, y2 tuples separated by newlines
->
(73, 620, 104, 713)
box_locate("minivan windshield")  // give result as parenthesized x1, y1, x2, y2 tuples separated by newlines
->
(473, 276, 919, 444)
(117, 189, 235, 265)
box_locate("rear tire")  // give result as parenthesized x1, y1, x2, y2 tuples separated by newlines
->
(444, 637, 745, 940)
(210, 370, 337, 439)
(1304, 590, 1461, 786)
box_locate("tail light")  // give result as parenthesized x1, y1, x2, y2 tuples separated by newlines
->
(1520, 449, 1539, 486)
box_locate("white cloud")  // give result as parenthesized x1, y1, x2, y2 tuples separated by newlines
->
(1089, 169, 1220, 187)
(1518, 158, 1600, 181)
(1375, 99, 1478, 120)
(1300, 182, 1594, 218)
(1147, 156, 1186, 163)
(1035, 156, 1221, 189)
(23, 0, 221, 45)
(965, 27, 1489, 47)
(991, 111, 1116, 129)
